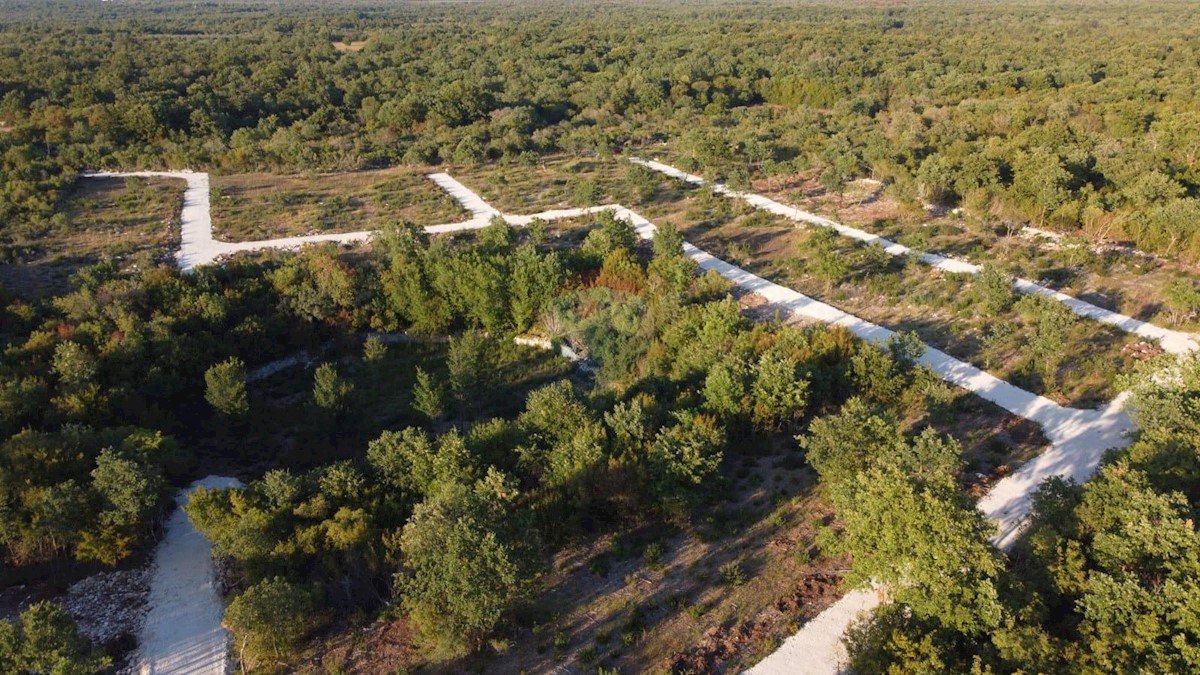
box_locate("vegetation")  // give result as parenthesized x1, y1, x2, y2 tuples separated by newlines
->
(841, 352, 1200, 673)
(0, 602, 110, 674)
(3, 0, 1200, 672)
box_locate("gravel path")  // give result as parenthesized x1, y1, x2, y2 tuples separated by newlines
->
(606, 202, 1136, 675)
(629, 158, 1200, 355)
(133, 476, 243, 675)
(84, 165, 1154, 675)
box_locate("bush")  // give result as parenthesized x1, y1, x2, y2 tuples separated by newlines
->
(719, 561, 747, 587)
(225, 577, 322, 670)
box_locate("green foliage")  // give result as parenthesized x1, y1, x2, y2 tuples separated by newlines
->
(50, 341, 96, 388)
(886, 331, 926, 371)
(1, 426, 177, 566)
(477, 217, 514, 253)
(1163, 278, 1200, 326)
(806, 228, 848, 286)
(312, 362, 354, 412)
(842, 466, 1005, 634)
(398, 473, 535, 658)
(971, 264, 1017, 316)
(0, 602, 110, 675)
(703, 358, 750, 420)
(650, 411, 725, 515)
(719, 560, 747, 587)
(802, 398, 961, 497)
(1015, 293, 1078, 387)
(205, 357, 249, 417)
(225, 577, 323, 669)
(749, 352, 809, 432)
(580, 210, 638, 266)
(363, 335, 388, 362)
(509, 244, 564, 331)
(270, 246, 361, 326)
(447, 330, 496, 398)
(412, 367, 447, 422)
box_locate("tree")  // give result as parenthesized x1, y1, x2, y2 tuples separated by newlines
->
(840, 466, 1006, 635)
(807, 227, 848, 287)
(649, 222, 695, 295)
(398, 473, 534, 658)
(749, 352, 809, 431)
(1012, 149, 1072, 226)
(362, 335, 388, 362)
(0, 602, 110, 675)
(580, 209, 638, 265)
(225, 577, 321, 670)
(703, 358, 750, 419)
(1133, 199, 1200, 258)
(367, 427, 475, 501)
(1024, 463, 1200, 673)
(1163, 278, 1200, 326)
(802, 398, 961, 494)
(886, 330, 926, 371)
(446, 330, 494, 398)
(477, 216, 513, 253)
(509, 245, 564, 331)
(50, 341, 96, 387)
(78, 448, 165, 565)
(312, 362, 353, 412)
(412, 367, 447, 421)
(819, 166, 844, 204)
(1016, 294, 1077, 387)
(270, 246, 359, 325)
(972, 264, 1017, 316)
(649, 411, 725, 514)
(204, 357, 249, 418)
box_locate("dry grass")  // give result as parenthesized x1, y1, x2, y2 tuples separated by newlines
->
(458, 442, 846, 675)
(663, 196, 1135, 408)
(450, 155, 647, 214)
(332, 40, 367, 52)
(210, 167, 468, 242)
(0, 176, 182, 299)
(750, 169, 1200, 334)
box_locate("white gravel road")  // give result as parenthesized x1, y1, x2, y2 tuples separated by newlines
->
(83, 165, 1158, 675)
(133, 476, 243, 675)
(630, 158, 1200, 355)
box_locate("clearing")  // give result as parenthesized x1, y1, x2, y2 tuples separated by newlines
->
(211, 167, 468, 242)
(0, 175, 182, 299)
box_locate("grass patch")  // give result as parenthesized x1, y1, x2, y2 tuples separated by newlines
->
(211, 167, 468, 242)
(0, 175, 183, 300)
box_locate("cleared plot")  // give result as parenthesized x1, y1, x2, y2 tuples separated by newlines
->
(210, 167, 469, 243)
(630, 187, 1138, 409)
(859, 217, 1200, 332)
(331, 40, 367, 52)
(0, 176, 182, 299)
(743, 168, 1200, 334)
(450, 156, 644, 213)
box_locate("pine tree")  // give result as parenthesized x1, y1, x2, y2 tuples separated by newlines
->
(412, 367, 447, 421)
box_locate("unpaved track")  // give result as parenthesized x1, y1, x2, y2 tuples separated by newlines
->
(629, 158, 1200, 355)
(135, 476, 243, 675)
(88, 165, 1147, 675)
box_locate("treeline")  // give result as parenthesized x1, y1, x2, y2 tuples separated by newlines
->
(5, 1, 1200, 264)
(810, 351, 1200, 672)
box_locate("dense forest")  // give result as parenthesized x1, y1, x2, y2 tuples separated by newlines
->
(3, 0, 1200, 262)
(3, 0, 1200, 673)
